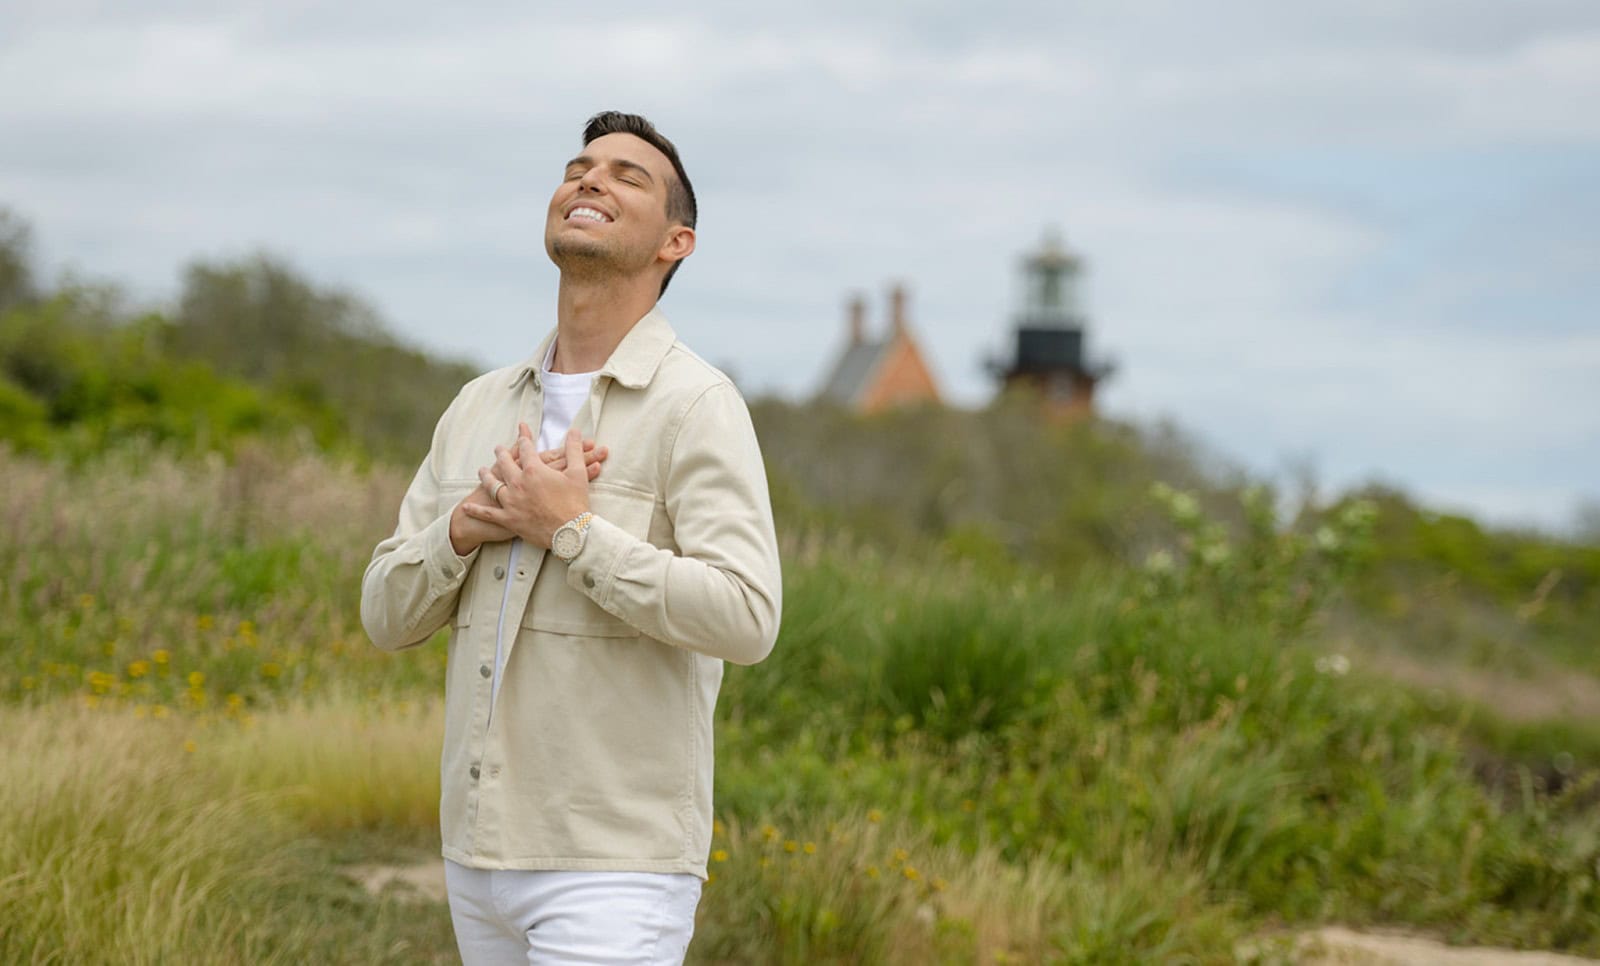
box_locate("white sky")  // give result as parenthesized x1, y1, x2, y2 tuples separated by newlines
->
(3, 0, 1597, 532)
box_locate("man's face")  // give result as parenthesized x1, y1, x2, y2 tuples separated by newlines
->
(545, 132, 683, 280)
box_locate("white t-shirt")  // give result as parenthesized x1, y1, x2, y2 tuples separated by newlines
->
(489, 341, 598, 720)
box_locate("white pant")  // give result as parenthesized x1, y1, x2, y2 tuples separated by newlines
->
(444, 860, 702, 966)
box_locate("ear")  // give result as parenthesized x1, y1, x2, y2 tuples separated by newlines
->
(657, 224, 695, 266)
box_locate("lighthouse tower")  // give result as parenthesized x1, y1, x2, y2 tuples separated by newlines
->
(993, 228, 1112, 419)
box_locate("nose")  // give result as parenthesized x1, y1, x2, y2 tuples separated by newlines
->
(577, 166, 604, 192)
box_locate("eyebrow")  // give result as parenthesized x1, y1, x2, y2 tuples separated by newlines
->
(565, 154, 656, 184)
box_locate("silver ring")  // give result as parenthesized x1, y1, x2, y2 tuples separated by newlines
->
(490, 480, 507, 505)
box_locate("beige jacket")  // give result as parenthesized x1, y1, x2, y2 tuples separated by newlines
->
(360, 308, 781, 879)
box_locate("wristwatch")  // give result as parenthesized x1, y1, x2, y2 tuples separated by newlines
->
(551, 511, 594, 562)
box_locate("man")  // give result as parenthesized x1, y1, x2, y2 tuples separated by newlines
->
(361, 111, 782, 964)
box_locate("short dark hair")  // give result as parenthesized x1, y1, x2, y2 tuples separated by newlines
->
(582, 111, 697, 296)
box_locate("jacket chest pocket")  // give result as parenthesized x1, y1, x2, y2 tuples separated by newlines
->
(435, 480, 480, 628)
(519, 484, 657, 639)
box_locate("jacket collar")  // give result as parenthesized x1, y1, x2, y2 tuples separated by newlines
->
(511, 307, 677, 391)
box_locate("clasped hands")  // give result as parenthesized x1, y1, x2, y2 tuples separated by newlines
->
(448, 422, 605, 556)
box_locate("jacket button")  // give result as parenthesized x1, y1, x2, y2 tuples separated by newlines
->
(469, 765, 480, 780)
(493, 565, 505, 580)
(582, 575, 596, 589)
(479, 664, 491, 678)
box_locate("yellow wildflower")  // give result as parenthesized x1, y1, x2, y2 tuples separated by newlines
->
(867, 808, 883, 823)
(153, 650, 170, 665)
(865, 865, 880, 879)
(903, 865, 920, 881)
(183, 739, 197, 754)
(151, 705, 170, 719)
(187, 671, 205, 688)
(261, 662, 282, 679)
(711, 849, 729, 863)
(196, 615, 214, 631)
(892, 848, 909, 863)
(783, 840, 798, 854)
(127, 660, 150, 679)
(761, 824, 777, 842)
(713, 819, 726, 837)
(803, 842, 816, 855)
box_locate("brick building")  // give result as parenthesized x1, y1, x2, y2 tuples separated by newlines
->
(816, 284, 942, 413)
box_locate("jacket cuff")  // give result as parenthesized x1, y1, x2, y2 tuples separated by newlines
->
(424, 507, 479, 582)
(565, 514, 629, 605)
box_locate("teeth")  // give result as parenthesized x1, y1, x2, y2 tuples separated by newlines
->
(570, 207, 608, 223)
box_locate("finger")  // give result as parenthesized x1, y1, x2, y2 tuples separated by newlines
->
(563, 428, 586, 482)
(587, 459, 603, 482)
(494, 445, 521, 484)
(543, 440, 598, 465)
(515, 437, 540, 473)
(519, 421, 534, 441)
(462, 501, 504, 525)
(477, 465, 501, 493)
(583, 444, 608, 466)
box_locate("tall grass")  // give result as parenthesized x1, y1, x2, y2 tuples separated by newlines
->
(0, 702, 456, 965)
(3, 446, 1599, 961)
(201, 690, 442, 837)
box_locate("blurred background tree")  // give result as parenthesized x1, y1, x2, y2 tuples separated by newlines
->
(0, 207, 40, 316)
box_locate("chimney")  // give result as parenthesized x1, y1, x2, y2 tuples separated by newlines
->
(847, 293, 866, 346)
(889, 284, 908, 340)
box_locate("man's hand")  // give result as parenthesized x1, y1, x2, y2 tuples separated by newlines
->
(463, 427, 593, 549)
(449, 425, 606, 555)
(449, 482, 517, 556)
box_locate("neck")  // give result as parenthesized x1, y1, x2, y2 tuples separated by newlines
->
(551, 274, 659, 373)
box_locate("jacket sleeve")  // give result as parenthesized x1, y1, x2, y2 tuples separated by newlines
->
(565, 382, 782, 665)
(360, 394, 480, 651)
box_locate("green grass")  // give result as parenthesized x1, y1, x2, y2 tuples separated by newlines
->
(2, 446, 1599, 962)
(0, 702, 457, 965)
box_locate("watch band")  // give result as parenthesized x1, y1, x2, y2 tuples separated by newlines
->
(553, 511, 594, 562)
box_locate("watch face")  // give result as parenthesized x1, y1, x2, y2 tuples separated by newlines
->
(553, 526, 581, 560)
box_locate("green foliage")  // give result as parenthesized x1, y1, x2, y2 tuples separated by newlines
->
(2, 204, 1597, 959)
(0, 295, 346, 457)
(170, 253, 480, 463)
(1138, 483, 1378, 638)
(3, 442, 1599, 960)
(1358, 485, 1600, 615)
(0, 210, 481, 463)
(0, 206, 37, 316)
(752, 397, 1214, 577)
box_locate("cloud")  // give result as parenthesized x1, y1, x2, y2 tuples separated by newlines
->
(1, 0, 1596, 529)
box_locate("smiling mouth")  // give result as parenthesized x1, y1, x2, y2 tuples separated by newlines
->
(566, 206, 612, 224)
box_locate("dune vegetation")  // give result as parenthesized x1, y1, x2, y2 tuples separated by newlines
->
(2, 215, 1597, 962)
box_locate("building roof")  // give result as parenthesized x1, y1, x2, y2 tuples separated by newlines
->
(818, 339, 890, 406)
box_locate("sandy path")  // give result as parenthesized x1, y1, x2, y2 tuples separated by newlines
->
(1298, 926, 1598, 964)
(347, 860, 1597, 964)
